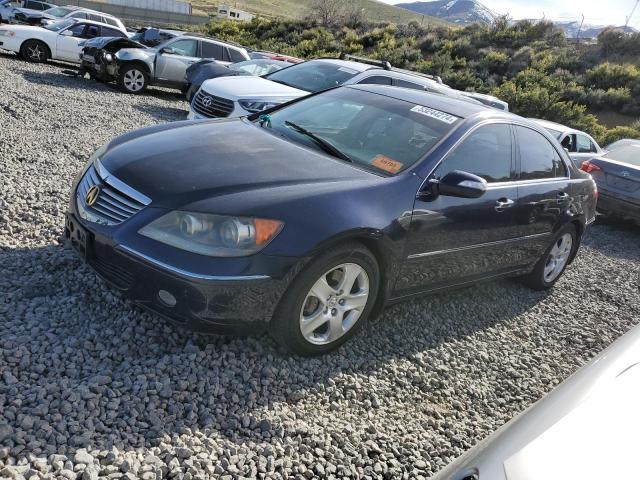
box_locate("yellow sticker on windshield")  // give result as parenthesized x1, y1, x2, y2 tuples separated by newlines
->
(372, 155, 403, 174)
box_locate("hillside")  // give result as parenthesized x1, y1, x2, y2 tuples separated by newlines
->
(191, 0, 449, 25)
(397, 0, 496, 25)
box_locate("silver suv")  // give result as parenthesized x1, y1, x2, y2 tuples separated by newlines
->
(82, 34, 251, 94)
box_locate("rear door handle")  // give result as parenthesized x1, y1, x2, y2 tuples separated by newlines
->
(494, 198, 515, 212)
(556, 192, 569, 204)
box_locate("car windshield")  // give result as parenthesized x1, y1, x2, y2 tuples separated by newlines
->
(230, 60, 285, 76)
(256, 88, 460, 175)
(264, 60, 361, 93)
(44, 6, 73, 17)
(604, 145, 640, 167)
(44, 18, 75, 31)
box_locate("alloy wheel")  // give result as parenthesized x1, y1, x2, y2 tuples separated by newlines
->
(543, 233, 573, 283)
(299, 263, 370, 346)
(123, 69, 145, 92)
(27, 44, 45, 62)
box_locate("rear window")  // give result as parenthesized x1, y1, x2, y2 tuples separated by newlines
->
(201, 41, 224, 60)
(229, 48, 247, 63)
(265, 60, 361, 93)
(257, 88, 460, 175)
(604, 145, 640, 167)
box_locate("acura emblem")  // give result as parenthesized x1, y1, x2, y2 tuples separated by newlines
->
(621, 171, 630, 178)
(201, 96, 213, 107)
(85, 185, 100, 207)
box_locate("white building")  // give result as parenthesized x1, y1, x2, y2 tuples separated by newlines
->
(217, 5, 254, 21)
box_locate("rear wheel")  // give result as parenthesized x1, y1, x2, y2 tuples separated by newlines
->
(118, 64, 148, 94)
(20, 40, 49, 63)
(521, 224, 576, 290)
(271, 243, 379, 356)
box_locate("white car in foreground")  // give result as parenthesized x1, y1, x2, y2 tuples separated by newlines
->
(0, 18, 126, 62)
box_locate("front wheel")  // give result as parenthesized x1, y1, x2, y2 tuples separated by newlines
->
(271, 243, 380, 356)
(20, 39, 49, 63)
(118, 65, 148, 94)
(521, 224, 576, 290)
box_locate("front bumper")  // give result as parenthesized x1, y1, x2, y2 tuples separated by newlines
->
(65, 211, 296, 335)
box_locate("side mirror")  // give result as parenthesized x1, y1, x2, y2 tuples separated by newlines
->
(431, 170, 487, 199)
(160, 47, 175, 55)
(60, 29, 73, 36)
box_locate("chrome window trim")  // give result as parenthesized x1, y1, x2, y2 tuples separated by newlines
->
(117, 245, 271, 282)
(419, 118, 573, 194)
(406, 232, 552, 260)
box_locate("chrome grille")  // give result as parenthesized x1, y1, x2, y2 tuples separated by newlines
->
(76, 160, 151, 226)
(192, 90, 234, 118)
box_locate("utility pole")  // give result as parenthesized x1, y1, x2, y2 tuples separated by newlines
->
(577, 13, 584, 43)
(624, 0, 639, 33)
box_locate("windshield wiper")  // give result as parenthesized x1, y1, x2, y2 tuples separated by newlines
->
(284, 121, 352, 162)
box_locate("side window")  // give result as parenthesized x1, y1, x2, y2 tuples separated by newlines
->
(201, 41, 224, 60)
(516, 126, 566, 180)
(560, 134, 576, 153)
(102, 26, 126, 38)
(88, 13, 101, 22)
(85, 24, 99, 38)
(167, 39, 198, 57)
(577, 134, 597, 153)
(393, 78, 425, 91)
(435, 124, 513, 183)
(357, 75, 392, 86)
(104, 17, 118, 26)
(66, 23, 86, 38)
(228, 47, 246, 63)
(70, 11, 87, 19)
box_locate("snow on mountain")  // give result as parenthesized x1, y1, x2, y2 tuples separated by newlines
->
(396, 0, 497, 25)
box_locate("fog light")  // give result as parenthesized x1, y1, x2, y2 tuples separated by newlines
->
(158, 289, 176, 307)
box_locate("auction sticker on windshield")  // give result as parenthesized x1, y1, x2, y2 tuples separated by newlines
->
(410, 105, 458, 124)
(372, 155, 403, 174)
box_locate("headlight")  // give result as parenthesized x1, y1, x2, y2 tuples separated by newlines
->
(0, 30, 16, 37)
(139, 212, 284, 257)
(104, 53, 113, 62)
(238, 99, 286, 113)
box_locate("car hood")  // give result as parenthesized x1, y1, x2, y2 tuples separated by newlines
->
(13, 7, 47, 16)
(99, 119, 373, 207)
(2, 23, 43, 35)
(200, 75, 307, 100)
(82, 37, 146, 51)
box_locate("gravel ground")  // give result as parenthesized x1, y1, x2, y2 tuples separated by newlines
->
(1, 52, 639, 480)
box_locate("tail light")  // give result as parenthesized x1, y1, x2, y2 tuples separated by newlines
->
(580, 160, 602, 173)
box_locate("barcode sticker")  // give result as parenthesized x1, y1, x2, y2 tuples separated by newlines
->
(410, 105, 458, 124)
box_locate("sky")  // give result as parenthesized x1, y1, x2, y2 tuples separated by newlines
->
(382, 0, 640, 28)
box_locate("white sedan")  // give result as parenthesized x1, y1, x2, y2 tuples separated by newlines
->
(0, 18, 126, 63)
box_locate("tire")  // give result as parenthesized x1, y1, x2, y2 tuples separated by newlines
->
(20, 40, 49, 63)
(271, 242, 380, 356)
(521, 224, 577, 290)
(117, 64, 148, 94)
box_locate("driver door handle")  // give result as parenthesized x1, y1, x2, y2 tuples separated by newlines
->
(495, 198, 515, 212)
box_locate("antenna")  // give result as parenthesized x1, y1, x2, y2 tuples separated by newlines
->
(625, 0, 640, 33)
(577, 13, 584, 42)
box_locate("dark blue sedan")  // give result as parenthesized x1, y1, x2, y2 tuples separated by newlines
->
(65, 85, 597, 355)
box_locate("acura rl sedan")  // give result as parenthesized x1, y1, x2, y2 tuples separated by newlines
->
(65, 85, 597, 355)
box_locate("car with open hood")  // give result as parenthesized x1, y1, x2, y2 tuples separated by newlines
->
(0, 18, 127, 63)
(65, 85, 596, 355)
(78, 33, 250, 93)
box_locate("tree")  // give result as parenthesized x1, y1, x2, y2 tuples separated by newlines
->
(308, 0, 343, 26)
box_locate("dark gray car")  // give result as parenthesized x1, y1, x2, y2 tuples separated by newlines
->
(581, 140, 640, 224)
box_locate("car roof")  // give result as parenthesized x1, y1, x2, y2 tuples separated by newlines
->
(529, 118, 581, 135)
(347, 84, 500, 119)
(311, 58, 374, 73)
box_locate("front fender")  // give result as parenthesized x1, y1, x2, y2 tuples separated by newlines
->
(115, 49, 155, 75)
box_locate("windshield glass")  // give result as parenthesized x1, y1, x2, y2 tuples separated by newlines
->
(44, 18, 75, 31)
(44, 6, 73, 17)
(604, 145, 640, 167)
(264, 60, 360, 93)
(256, 88, 460, 175)
(231, 60, 285, 76)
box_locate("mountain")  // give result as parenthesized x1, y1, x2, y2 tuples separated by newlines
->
(554, 20, 638, 39)
(396, 0, 497, 25)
